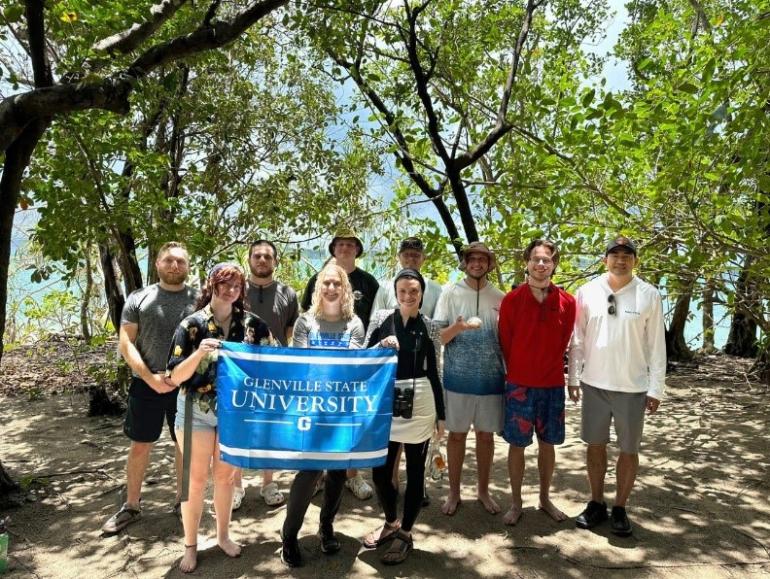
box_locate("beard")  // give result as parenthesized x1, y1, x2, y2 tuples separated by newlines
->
(159, 270, 187, 285)
(250, 266, 275, 279)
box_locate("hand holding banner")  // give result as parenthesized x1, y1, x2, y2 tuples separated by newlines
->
(216, 342, 397, 470)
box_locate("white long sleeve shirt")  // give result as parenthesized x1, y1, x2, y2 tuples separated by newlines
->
(567, 274, 666, 400)
(371, 276, 443, 318)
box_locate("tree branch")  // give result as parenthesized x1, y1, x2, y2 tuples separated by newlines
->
(1, 0, 288, 153)
(24, 0, 53, 87)
(403, 1, 450, 164)
(91, 0, 191, 55)
(454, 0, 541, 170)
(127, 0, 288, 77)
(0, 78, 134, 151)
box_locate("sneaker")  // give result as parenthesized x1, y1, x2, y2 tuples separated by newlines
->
(260, 482, 285, 506)
(345, 474, 373, 500)
(280, 531, 303, 567)
(232, 487, 246, 511)
(575, 500, 608, 529)
(318, 524, 341, 554)
(102, 502, 141, 535)
(611, 506, 633, 537)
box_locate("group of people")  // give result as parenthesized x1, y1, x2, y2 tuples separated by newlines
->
(100, 230, 666, 572)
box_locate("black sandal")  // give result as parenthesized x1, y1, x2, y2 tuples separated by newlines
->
(363, 520, 400, 549)
(381, 529, 413, 565)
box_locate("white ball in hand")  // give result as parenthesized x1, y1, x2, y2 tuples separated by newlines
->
(466, 316, 482, 328)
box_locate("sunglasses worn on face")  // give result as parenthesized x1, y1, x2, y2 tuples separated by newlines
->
(607, 294, 616, 315)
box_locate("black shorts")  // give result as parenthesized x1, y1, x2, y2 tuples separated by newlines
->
(123, 377, 179, 443)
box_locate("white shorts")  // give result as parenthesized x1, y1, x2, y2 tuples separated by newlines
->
(444, 391, 504, 433)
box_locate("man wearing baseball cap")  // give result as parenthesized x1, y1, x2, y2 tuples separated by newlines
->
(567, 236, 666, 537)
(433, 241, 506, 516)
(372, 237, 443, 318)
(300, 227, 380, 500)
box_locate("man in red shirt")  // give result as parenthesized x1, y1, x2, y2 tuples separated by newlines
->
(498, 239, 576, 526)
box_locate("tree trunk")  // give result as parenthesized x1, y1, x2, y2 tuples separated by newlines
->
(0, 120, 49, 363)
(665, 290, 694, 361)
(701, 278, 717, 354)
(115, 231, 143, 296)
(99, 242, 125, 332)
(80, 248, 94, 340)
(0, 458, 19, 496)
(0, 459, 23, 512)
(725, 259, 758, 357)
(749, 347, 770, 385)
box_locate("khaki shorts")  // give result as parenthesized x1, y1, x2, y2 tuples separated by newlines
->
(444, 391, 504, 434)
(580, 382, 646, 454)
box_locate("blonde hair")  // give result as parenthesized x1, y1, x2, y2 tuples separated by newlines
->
(309, 264, 355, 321)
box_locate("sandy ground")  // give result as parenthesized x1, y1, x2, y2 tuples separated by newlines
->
(1, 352, 769, 578)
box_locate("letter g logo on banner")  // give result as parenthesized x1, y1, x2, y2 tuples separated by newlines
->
(297, 416, 312, 431)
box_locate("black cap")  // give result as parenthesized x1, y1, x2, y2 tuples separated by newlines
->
(398, 237, 424, 254)
(605, 236, 637, 256)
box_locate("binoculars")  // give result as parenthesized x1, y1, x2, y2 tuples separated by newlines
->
(393, 386, 415, 419)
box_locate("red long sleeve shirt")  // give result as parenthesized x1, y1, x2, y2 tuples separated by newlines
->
(498, 283, 576, 388)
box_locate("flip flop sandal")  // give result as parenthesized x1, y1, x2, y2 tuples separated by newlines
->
(362, 521, 400, 549)
(260, 482, 285, 506)
(381, 529, 413, 565)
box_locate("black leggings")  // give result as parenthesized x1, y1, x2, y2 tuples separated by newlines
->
(372, 439, 430, 532)
(282, 469, 346, 540)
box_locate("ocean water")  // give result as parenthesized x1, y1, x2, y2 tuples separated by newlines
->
(6, 221, 735, 350)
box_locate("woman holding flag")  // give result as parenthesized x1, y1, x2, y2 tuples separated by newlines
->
(167, 263, 272, 573)
(280, 262, 366, 568)
(363, 268, 446, 565)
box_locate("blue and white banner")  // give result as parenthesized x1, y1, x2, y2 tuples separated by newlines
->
(216, 342, 397, 470)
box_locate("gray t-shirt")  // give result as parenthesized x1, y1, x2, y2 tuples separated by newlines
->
(245, 280, 299, 346)
(292, 313, 365, 349)
(120, 284, 197, 373)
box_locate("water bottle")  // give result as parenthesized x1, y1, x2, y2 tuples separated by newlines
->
(431, 450, 447, 480)
(0, 516, 9, 574)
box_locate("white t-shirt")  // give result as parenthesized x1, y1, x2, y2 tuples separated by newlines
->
(567, 274, 666, 400)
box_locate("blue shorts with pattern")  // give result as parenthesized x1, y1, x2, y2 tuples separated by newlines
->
(502, 383, 565, 447)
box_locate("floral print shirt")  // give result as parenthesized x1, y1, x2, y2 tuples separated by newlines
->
(167, 304, 273, 405)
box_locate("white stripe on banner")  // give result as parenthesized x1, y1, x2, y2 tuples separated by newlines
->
(220, 444, 388, 461)
(219, 349, 396, 366)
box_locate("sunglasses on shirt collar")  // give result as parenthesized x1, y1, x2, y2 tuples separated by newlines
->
(607, 294, 616, 315)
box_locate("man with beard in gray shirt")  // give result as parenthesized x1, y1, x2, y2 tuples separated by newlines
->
(231, 239, 299, 508)
(102, 242, 197, 535)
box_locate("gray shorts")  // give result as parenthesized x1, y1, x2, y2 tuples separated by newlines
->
(580, 382, 646, 454)
(444, 391, 504, 434)
(174, 391, 218, 433)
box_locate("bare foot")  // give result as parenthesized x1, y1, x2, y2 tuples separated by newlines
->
(218, 537, 242, 558)
(477, 493, 501, 514)
(179, 544, 197, 574)
(538, 499, 568, 522)
(441, 494, 462, 516)
(503, 504, 523, 525)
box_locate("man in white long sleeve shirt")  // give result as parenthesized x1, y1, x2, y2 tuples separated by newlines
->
(371, 237, 443, 318)
(567, 236, 666, 537)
